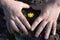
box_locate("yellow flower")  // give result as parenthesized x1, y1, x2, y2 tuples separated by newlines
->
(28, 12, 34, 18)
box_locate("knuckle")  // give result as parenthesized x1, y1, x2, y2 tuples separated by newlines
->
(36, 17, 41, 22)
(10, 16, 16, 20)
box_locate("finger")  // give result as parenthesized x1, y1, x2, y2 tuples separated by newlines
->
(15, 17, 28, 35)
(16, 1, 30, 8)
(6, 21, 11, 33)
(35, 20, 48, 37)
(9, 19, 20, 33)
(52, 21, 57, 35)
(18, 12, 31, 29)
(6, 21, 15, 33)
(31, 17, 43, 31)
(21, 2, 30, 8)
(30, 5, 41, 10)
(45, 21, 53, 40)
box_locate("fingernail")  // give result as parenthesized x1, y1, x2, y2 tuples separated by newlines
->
(31, 26, 34, 31)
(53, 32, 56, 36)
(28, 26, 31, 29)
(44, 37, 48, 40)
(25, 32, 28, 35)
(27, 5, 30, 8)
(31, 28, 34, 31)
(35, 34, 39, 38)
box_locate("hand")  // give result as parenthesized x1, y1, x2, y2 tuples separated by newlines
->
(31, 3, 60, 39)
(2, 0, 31, 35)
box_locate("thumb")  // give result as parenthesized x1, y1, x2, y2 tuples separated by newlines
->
(22, 3, 30, 8)
(16, 1, 30, 9)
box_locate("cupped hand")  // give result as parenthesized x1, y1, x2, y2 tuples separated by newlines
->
(31, 3, 60, 39)
(2, 0, 31, 35)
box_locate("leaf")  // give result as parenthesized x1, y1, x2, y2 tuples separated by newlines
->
(14, 32, 26, 40)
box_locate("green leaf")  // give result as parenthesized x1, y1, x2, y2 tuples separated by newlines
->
(14, 32, 26, 40)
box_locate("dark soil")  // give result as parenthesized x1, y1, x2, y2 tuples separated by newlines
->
(0, 6, 60, 40)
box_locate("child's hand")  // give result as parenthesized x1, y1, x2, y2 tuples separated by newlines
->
(2, 0, 31, 35)
(31, 3, 60, 39)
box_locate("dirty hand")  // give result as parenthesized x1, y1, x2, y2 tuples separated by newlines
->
(2, 0, 31, 35)
(31, 3, 60, 39)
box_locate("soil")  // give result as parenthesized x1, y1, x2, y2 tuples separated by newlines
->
(0, 6, 60, 40)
